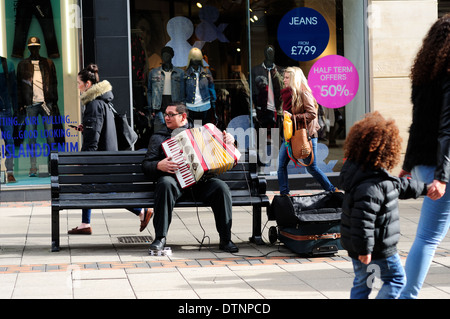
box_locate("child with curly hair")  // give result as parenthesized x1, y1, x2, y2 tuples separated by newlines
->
(339, 112, 427, 299)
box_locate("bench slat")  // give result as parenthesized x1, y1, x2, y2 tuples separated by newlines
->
(55, 196, 268, 209)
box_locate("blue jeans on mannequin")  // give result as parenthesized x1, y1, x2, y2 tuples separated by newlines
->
(399, 165, 450, 299)
(277, 137, 335, 194)
(351, 253, 406, 299)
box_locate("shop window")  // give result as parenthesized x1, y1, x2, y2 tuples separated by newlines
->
(130, 0, 252, 151)
(1, 0, 80, 186)
(129, 0, 368, 182)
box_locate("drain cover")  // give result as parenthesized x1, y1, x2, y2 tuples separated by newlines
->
(118, 236, 153, 244)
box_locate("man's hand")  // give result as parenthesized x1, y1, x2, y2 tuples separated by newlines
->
(157, 157, 179, 174)
(223, 130, 235, 145)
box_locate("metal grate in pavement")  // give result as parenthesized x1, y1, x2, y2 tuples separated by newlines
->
(117, 236, 153, 244)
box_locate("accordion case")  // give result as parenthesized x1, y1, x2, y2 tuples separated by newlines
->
(269, 191, 344, 256)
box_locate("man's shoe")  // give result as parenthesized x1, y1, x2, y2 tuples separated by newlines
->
(219, 240, 239, 253)
(149, 237, 166, 252)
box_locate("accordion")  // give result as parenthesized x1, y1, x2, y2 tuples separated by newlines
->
(162, 123, 241, 188)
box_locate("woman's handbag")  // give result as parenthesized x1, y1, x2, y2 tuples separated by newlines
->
(108, 103, 138, 151)
(288, 114, 314, 166)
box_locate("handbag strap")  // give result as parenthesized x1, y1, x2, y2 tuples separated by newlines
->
(107, 102, 119, 115)
(286, 140, 314, 167)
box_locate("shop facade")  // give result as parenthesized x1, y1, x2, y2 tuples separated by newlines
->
(0, 0, 446, 200)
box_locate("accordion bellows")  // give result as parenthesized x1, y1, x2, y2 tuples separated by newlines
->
(162, 123, 241, 188)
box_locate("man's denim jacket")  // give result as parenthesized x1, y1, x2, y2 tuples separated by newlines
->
(147, 66, 185, 111)
(184, 66, 216, 106)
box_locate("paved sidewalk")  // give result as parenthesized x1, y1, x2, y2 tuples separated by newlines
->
(0, 193, 449, 300)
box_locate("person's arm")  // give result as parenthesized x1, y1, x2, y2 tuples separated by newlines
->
(294, 90, 317, 124)
(351, 185, 379, 262)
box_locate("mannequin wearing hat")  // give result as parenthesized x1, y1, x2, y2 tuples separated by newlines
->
(185, 47, 217, 125)
(16, 36, 58, 177)
(147, 46, 185, 134)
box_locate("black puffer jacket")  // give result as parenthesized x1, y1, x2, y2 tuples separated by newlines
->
(80, 80, 118, 151)
(339, 160, 426, 260)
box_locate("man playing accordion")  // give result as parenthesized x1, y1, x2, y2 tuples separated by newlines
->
(142, 102, 239, 253)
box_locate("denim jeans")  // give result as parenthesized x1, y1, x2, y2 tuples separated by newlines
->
(351, 253, 406, 299)
(277, 137, 335, 195)
(12, 0, 60, 58)
(26, 102, 54, 171)
(399, 165, 450, 299)
(82, 208, 141, 224)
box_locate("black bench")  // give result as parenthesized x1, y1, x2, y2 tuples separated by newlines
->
(50, 150, 270, 252)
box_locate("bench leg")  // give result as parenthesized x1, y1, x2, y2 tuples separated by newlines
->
(51, 207, 60, 252)
(249, 205, 265, 245)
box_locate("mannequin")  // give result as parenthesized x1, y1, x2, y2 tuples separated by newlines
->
(185, 47, 217, 125)
(251, 45, 283, 133)
(16, 36, 58, 177)
(0, 56, 18, 182)
(147, 46, 185, 134)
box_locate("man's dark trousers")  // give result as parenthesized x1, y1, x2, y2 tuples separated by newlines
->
(153, 176, 233, 241)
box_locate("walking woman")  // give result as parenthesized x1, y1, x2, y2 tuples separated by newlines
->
(399, 14, 450, 298)
(68, 64, 152, 234)
(277, 66, 336, 194)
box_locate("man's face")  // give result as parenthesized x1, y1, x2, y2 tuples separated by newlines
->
(164, 106, 186, 130)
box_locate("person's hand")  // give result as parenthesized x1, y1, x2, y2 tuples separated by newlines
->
(427, 179, 446, 200)
(157, 157, 179, 174)
(358, 254, 372, 265)
(223, 130, 235, 145)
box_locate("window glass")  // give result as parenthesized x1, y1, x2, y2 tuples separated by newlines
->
(130, 0, 252, 151)
(250, 0, 368, 178)
(1, 0, 80, 187)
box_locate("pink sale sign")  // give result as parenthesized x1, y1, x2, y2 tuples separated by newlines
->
(308, 55, 359, 109)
